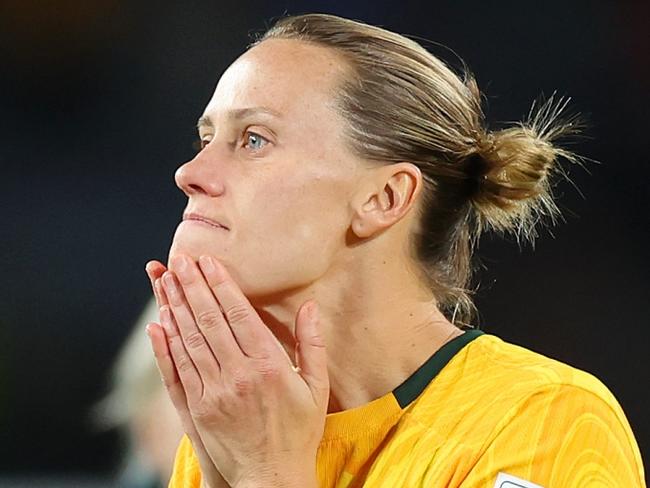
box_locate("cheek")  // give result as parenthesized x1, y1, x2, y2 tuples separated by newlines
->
(237, 177, 348, 290)
(254, 177, 345, 245)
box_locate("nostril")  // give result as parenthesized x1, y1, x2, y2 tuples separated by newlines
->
(174, 163, 199, 194)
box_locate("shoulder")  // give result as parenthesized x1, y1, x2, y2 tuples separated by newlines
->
(407, 333, 646, 486)
(428, 333, 634, 432)
(443, 332, 622, 406)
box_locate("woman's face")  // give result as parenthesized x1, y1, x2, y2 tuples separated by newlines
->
(170, 38, 363, 299)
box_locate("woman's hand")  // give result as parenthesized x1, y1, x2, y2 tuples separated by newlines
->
(145, 260, 230, 488)
(145, 254, 329, 488)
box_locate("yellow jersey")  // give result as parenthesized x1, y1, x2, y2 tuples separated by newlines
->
(169, 329, 646, 487)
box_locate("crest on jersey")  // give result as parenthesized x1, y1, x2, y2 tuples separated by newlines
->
(493, 472, 544, 488)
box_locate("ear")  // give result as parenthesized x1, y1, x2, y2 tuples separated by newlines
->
(350, 162, 422, 239)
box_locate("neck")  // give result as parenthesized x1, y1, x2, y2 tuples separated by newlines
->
(251, 254, 462, 414)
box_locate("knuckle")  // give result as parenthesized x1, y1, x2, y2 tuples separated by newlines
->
(184, 331, 206, 350)
(162, 376, 176, 390)
(257, 359, 281, 381)
(225, 303, 250, 324)
(196, 310, 224, 331)
(165, 327, 180, 340)
(175, 354, 194, 373)
(231, 369, 253, 394)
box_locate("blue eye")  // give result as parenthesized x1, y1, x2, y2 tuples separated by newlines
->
(244, 132, 269, 151)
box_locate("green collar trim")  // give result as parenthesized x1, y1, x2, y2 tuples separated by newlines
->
(393, 328, 485, 408)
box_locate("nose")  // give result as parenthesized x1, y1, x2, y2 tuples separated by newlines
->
(175, 153, 225, 197)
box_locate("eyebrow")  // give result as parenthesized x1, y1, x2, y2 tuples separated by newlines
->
(196, 107, 282, 129)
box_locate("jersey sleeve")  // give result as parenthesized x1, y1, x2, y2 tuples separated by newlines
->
(459, 383, 646, 487)
(168, 434, 202, 488)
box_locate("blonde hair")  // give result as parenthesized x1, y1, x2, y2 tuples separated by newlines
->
(258, 14, 583, 327)
(93, 299, 163, 428)
(92, 298, 183, 484)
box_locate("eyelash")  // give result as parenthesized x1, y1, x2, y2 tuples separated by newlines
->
(193, 131, 270, 153)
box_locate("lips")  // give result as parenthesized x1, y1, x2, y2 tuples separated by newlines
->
(183, 212, 229, 230)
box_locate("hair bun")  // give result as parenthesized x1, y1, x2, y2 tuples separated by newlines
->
(469, 96, 583, 240)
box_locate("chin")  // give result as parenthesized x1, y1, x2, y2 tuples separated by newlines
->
(168, 227, 228, 266)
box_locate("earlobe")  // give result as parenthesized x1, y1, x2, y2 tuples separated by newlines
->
(350, 191, 382, 239)
(351, 219, 370, 238)
(350, 192, 378, 238)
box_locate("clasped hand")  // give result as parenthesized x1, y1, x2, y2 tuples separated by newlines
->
(145, 254, 328, 488)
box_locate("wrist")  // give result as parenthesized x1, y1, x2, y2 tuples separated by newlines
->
(235, 465, 318, 488)
(236, 479, 317, 488)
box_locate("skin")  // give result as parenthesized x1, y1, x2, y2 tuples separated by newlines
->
(145, 38, 464, 487)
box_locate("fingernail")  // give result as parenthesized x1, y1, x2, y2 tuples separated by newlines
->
(171, 255, 187, 272)
(210, 256, 227, 279)
(163, 273, 175, 288)
(199, 255, 215, 274)
(173, 255, 192, 283)
(163, 273, 180, 303)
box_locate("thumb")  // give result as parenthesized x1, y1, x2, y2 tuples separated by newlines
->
(295, 300, 329, 402)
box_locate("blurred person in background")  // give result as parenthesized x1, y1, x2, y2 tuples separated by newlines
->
(94, 299, 183, 488)
(144, 13, 645, 488)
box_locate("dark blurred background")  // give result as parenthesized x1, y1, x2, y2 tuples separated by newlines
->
(1, 0, 647, 485)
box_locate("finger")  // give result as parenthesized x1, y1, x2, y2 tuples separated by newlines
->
(145, 260, 167, 290)
(161, 272, 221, 385)
(159, 303, 207, 404)
(154, 278, 169, 307)
(146, 323, 216, 472)
(146, 321, 183, 393)
(145, 260, 168, 307)
(170, 254, 242, 371)
(198, 255, 279, 360)
(295, 301, 330, 404)
(147, 321, 204, 426)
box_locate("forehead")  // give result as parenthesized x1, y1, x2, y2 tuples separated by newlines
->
(203, 38, 348, 120)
